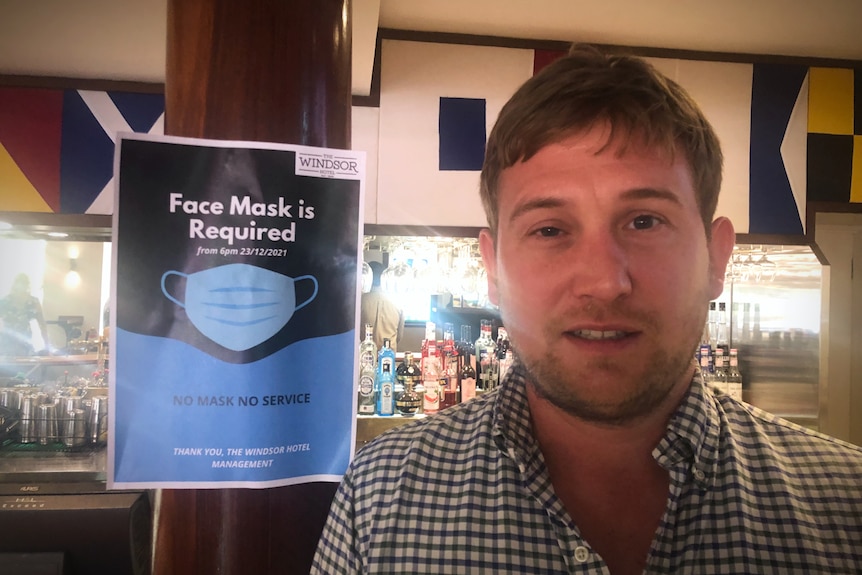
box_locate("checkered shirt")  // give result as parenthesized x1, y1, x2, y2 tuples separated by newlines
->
(312, 361, 862, 574)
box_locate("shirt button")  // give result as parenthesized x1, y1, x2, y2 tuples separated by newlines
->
(693, 468, 705, 481)
(574, 546, 590, 563)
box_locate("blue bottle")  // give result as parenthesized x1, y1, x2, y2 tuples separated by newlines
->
(376, 338, 396, 416)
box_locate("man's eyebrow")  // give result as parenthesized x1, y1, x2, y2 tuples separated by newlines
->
(508, 196, 566, 223)
(621, 187, 683, 206)
(507, 188, 683, 223)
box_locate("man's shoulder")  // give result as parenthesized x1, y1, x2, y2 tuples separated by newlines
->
(718, 395, 862, 473)
(350, 395, 497, 477)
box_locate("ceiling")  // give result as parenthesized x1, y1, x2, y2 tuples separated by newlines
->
(376, 0, 862, 61)
(0, 0, 860, 95)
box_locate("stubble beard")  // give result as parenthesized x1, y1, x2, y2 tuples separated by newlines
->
(510, 301, 708, 426)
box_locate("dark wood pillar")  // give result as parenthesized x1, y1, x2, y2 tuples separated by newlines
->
(154, 1, 350, 573)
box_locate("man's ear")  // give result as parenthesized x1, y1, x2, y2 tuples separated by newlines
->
(478, 228, 499, 306)
(708, 216, 735, 300)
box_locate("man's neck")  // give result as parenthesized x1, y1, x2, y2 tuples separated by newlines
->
(526, 373, 691, 472)
(525, 376, 692, 575)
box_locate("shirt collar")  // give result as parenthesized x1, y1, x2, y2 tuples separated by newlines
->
(654, 370, 721, 488)
(492, 360, 721, 489)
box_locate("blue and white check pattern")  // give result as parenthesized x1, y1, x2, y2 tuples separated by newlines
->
(312, 361, 862, 574)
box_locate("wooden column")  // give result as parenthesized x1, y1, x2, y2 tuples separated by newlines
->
(155, 1, 350, 573)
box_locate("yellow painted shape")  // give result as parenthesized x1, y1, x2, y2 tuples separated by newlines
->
(0, 142, 51, 212)
(851, 136, 862, 203)
(808, 67, 854, 135)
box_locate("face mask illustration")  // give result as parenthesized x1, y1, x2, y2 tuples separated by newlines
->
(161, 263, 318, 351)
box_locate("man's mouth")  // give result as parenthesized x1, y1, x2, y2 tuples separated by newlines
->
(569, 329, 631, 340)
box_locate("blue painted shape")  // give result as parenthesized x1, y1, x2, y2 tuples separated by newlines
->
(59, 90, 114, 213)
(109, 91, 165, 134)
(749, 63, 808, 235)
(439, 97, 486, 171)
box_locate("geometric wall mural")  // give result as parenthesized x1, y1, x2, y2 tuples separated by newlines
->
(439, 97, 486, 171)
(2, 45, 860, 238)
(0, 87, 164, 215)
(807, 67, 861, 204)
(749, 63, 809, 235)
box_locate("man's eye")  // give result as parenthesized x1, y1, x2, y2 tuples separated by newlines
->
(631, 215, 660, 230)
(535, 227, 561, 238)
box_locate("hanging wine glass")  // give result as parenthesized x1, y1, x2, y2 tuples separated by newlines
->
(381, 260, 413, 295)
(756, 252, 777, 282)
(361, 260, 372, 293)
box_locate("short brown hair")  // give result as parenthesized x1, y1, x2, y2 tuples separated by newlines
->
(480, 44, 723, 237)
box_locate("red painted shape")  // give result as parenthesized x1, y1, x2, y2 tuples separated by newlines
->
(0, 87, 63, 211)
(533, 49, 567, 75)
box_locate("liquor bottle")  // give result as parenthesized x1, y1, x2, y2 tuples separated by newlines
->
(422, 339, 441, 414)
(442, 324, 458, 385)
(439, 378, 458, 410)
(495, 327, 513, 385)
(712, 347, 727, 395)
(707, 301, 718, 346)
(716, 302, 729, 355)
(726, 348, 743, 401)
(500, 349, 515, 384)
(474, 320, 496, 392)
(421, 321, 436, 367)
(459, 349, 477, 402)
(376, 337, 396, 416)
(357, 324, 377, 415)
(698, 343, 713, 387)
(396, 352, 422, 416)
(458, 325, 475, 372)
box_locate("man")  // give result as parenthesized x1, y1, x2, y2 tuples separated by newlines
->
(312, 46, 862, 574)
(360, 261, 404, 352)
(0, 273, 48, 356)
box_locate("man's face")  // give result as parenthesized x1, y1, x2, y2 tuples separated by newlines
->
(479, 126, 734, 424)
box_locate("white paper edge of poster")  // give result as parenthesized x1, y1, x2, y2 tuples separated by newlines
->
(106, 131, 365, 489)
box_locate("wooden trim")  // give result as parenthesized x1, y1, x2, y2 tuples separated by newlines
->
(351, 34, 382, 108)
(735, 233, 813, 247)
(378, 28, 862, 68)
(806, 201, 862, 240)
(363, 223, 484, 239)
(0, 212, 112, 241)
(0, 74, 164, 93)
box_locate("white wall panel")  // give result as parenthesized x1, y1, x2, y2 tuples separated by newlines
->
(377, 40, 534, 226)
(649, 57, 754, 233)
(352, 105, 380, 224)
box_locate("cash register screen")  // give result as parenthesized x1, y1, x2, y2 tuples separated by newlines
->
(0, 489, 151, 575)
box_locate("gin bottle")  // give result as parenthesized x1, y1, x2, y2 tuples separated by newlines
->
(376, 338, 396, 416)
(357, 324, 377, 415)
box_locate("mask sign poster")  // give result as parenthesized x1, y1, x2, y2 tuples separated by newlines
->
(108, 133, 364, 489)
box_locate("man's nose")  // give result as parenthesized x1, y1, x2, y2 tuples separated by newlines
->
(567, 231, 633, 302)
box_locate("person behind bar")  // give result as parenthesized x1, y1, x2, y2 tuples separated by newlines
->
(312, 45, 862, 574)
(360, 261, 404, 352)
(0, 273, 48, 356)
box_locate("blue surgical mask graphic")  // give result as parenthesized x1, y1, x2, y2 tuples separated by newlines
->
(161, 263, 318, 351)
